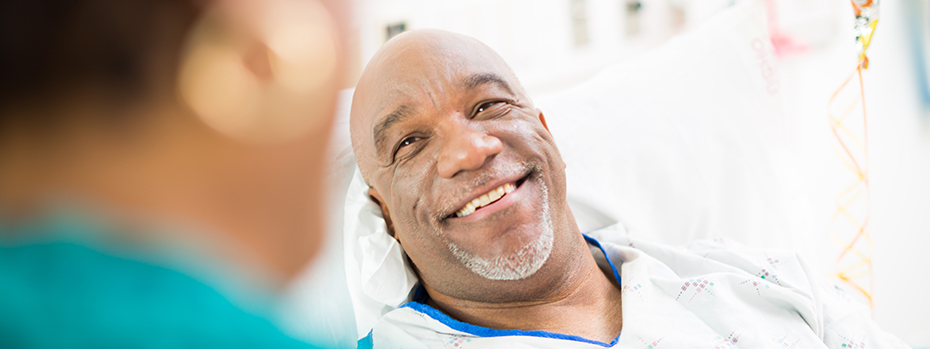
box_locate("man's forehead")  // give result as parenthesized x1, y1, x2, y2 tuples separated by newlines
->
(365, 71, 515, 159)
(363, 33, 512, 102)
(369, 71, 509, 118)
(367, 57, 507, 111)
(350, 30, 523, 172)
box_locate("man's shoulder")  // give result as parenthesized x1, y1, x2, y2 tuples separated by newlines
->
(367, 305, 456, 349)
(585, 224, 814, 293)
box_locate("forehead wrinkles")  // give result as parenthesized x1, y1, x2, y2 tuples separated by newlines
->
(371, 48, 467, 113)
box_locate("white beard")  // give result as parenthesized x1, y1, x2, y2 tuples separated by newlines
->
(447, 178, 554, 281)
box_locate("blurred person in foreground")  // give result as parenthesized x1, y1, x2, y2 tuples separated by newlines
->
(0, 0, 348, 347)
(349, 29, 910, 348)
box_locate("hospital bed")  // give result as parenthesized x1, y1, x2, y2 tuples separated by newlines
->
(282, 1, 813, 345)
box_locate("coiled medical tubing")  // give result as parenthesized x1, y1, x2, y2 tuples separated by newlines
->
(827, 0, 879, 309)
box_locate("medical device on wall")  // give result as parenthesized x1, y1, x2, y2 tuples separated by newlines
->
(828, 0, 879, 309)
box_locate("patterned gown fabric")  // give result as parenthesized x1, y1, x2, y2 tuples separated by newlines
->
(362, 224, 910, 349)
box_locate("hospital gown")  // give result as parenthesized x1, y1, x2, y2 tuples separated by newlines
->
(361, 224, 910, 348)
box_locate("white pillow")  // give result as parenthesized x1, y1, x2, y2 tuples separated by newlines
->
(341, 0, 807, 338)
(539, 0, 808, 247)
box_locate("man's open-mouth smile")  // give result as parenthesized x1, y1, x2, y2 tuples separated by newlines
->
(449, 175, 530, 219)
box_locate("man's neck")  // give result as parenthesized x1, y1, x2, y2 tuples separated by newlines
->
(424, 237, 623, 344)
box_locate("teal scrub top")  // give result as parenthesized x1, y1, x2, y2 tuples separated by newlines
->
(0, 214, 334, 348)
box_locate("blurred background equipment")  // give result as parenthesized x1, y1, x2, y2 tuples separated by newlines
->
(351, 0, 838, 95)
(903, 0, 930, 109)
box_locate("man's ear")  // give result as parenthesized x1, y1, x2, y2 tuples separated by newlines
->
(368, 187, 396, 238)
(537, 109, 550, 134)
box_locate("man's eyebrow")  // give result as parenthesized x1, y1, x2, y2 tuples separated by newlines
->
(463, 73, 514, 95)
(373, 104, 412, 156)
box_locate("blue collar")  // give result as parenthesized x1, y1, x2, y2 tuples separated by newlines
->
(400, 234, 622, 347)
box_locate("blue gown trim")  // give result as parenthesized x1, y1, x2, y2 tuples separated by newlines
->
(399, 234, 622, 347)
(357, 330, 373, 349)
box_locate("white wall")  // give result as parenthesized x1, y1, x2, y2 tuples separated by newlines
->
(355, 0, 694, 95)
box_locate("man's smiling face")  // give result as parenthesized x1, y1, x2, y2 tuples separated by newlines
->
(351, 30, 575, 300)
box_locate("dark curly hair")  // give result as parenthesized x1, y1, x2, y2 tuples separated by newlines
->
(0, 0, 202, 121)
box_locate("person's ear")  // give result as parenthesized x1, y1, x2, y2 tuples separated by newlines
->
(177, 0, 342, 143)
(368, 187, 397, 238)
(537, 109, 551, 134)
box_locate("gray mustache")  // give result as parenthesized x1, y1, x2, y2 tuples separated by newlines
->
(435, 160, 540, 219)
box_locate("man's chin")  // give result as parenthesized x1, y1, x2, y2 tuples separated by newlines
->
(446, 182, 554, 281)
(448, 222, 554, 281)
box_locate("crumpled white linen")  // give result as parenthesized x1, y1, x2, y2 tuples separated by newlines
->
(343, 169, 419, 336)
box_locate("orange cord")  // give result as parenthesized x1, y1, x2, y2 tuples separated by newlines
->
(827, 0, 878, 309)
(828, 56, 874, 309)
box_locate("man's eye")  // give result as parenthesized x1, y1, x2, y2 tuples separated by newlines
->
(476, 101, 501, 113)
(397, 136, 421, 151)
(393, 136, 422, 160)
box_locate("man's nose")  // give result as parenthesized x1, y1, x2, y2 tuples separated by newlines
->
(437, 123, 503, 179)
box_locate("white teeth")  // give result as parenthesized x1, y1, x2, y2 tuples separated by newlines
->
(503, 183, 515, 193)
(454, 182, 517, 218)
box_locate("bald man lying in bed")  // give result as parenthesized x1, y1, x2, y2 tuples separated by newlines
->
(348, 29, 908, 349)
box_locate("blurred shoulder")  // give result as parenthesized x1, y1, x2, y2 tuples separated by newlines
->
(0, 240, 323, 348)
